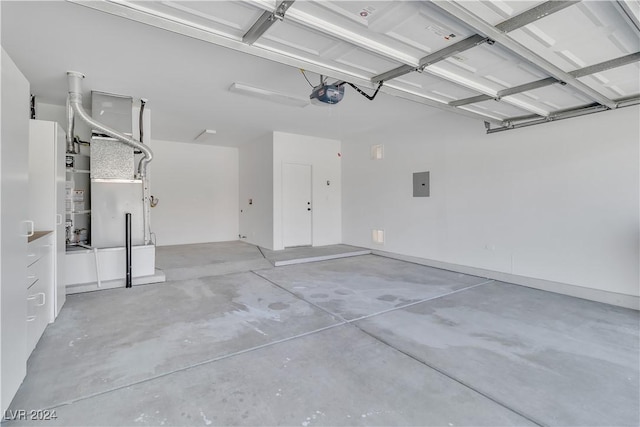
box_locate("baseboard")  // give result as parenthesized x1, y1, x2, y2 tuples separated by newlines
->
(372, 250, 639, 310)
(273, 250, 371, 266)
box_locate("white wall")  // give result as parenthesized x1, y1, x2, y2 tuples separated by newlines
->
(150, 139, 239, 246)
(342, 106, 640, 304)
(238, 134, 274, 249)
(273, 131, 342, 250)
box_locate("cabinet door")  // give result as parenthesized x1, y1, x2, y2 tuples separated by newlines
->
(28, 120, 67, 320)
(26, 235, 53, 355)
(1, 48, 29, 413)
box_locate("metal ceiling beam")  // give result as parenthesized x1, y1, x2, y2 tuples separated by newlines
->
(372, 1, 576, 85)
(242, 0, 295, 45)
(616, 94, 640, 107)
(495, 1, 580, 33)
(372, 34, 488, 83)
(498, 77, 560, 97)
(431, 1, 618, 109)
(615, 0, 640, 33)
(380, 84, 504, 125)
(486, 105, 606, 133)
(450, 77, 559, 107)
(569, 52, 640, 78)
(487, 94, 640, 133)
(69, 1, 507, 126)
(450, 52, 640, 107)
(449, 94, 493, 107)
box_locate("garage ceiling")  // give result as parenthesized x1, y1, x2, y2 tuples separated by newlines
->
(71, 0, 640, 132)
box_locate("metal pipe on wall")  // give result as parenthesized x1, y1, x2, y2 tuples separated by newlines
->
(125, 213, 132, 288)
(66, 97, 76, 153)
(66, 71, 153, 178)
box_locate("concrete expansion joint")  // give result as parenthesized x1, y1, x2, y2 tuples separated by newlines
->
(252, 269, 496, 326)
(248, 272, 542, 426)
(37, 273, 497, 415)
(44, 321, 349, 412)
(346, 279, 495, 323)
(352, 324, 546, 427)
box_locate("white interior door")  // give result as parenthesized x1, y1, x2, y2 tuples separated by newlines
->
(282, 163, 312, 247)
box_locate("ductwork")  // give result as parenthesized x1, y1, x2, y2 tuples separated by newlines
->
(66, 97, 76, 153)
(66, 71, 153, 178)
(67, 71, 154, 245)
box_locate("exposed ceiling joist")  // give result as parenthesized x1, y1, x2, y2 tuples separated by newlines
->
(494, 1, 580, 33)
(431, 0, 619, 110)
(242, 0, 295, 45)
(372, 35, 488, 83)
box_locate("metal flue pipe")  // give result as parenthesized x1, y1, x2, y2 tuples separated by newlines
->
(66, 71, 153, 178)
(66, 97, 76, 153)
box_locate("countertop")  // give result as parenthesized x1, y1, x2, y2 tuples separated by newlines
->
(28, 230, 53, 243)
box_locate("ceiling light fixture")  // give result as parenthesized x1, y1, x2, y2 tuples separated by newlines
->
(194, 129, 217, 143)
(229, 82, 309, 107)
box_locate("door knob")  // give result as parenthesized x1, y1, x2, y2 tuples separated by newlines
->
(307, 208, 311, 211)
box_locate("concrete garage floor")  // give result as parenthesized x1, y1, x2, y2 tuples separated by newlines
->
(5, 242, 639, 426)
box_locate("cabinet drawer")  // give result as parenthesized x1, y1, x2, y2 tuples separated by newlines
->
(26, 257, 42, 287)
(26, 237, 52, 288)
(26, 278, 50, 355)
(26, 248, 40, 266)
(27, 236, 51, 265)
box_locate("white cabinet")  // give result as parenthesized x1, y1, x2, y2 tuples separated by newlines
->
(1, 48, 30, 413)
(26, 233, 54, 355)
(29, 120, 66, 317)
